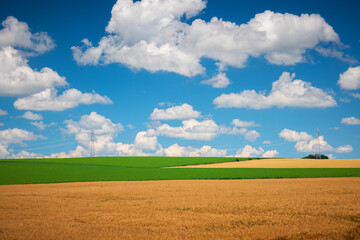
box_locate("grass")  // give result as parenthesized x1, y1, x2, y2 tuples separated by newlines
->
(0, 156, 360, 185)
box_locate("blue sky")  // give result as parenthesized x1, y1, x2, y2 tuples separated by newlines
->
(0, 0, 359, 159)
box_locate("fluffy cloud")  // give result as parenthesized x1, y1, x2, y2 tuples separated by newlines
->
(228, 127, 260, 142)
(294, 136, 333, 152)
(72, 0, 340, 76)
(0, 16, 54, 54)
(48, 145, 88, 159)
(280, 128, 353, 154)
(59, 113, 158, 157)
(105, 0, 206, 42)
(0, 17, 66, 98)
(243, 130, 260, 142)
(149, 103, 201, 120)
(350, 93, 360, 99)
(6, 111, 261, 158)
(14, 88, 112, 111)
(315, 46, 357, 65)
(154, 118, 260, 141)
(201, 73, 230, 88)
(0, 128, 42, 158)
(214, 72, 336, 109)
(262, 150, 279, 158)
(235, 145, 264, 157)
(72, 36, 204, 77)
(22, 111, 42, 120)
(0, 109, 7, 116)
(59, 112, 163, 157)
(116, 142, 146, 156)
(164, 144, 226, 157)
(0, 46, 67, 96)
(0, 128, 41, 145)
(0, 144, 9, 158)
(64, 112, 123, 147)
(234, 145, 278, 158)
(12, 150, 43, 159)
(338, 66, 360, 90)
(335, 145, 353, 153)
(341, 117, 360, 125)
(155, 119, 224, 141)
(279, 128, 313, 142)
(0, 17, 109, 114)
(56, 112, 262, 157)
(30, 121, 55, 130)
(134, 130, 162, 152)
(232, 119, 259, 128)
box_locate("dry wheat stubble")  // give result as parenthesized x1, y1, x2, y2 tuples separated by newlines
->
(172, 158, 360, 168)
(0, 178, 360, 240)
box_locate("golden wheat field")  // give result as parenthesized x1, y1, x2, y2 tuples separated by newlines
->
(173, 158, 360, 168)
(0, 178, 360, 240)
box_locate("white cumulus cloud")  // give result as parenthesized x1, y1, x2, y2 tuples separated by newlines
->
(262, 150, 279, 158)
(48, 145, 88, 159)
(64, 115, 122, 156)
(231, 119, 259, 128)
(0, 128, 42, 158)
(214, 72, 336, 109)
(341, 117, 360, 125)
(294, 136, 333, 153)
(12, 150, 43, 159)
(335, 145, 353, 153)
(350, 93, 360, 99)
(14, 88, 112, 111)
(0, 144, 9, 158)
(155, 119, 224, 141)
(22, 111, 42, 120)
(0, 109, 7, 116)
(228, 128, 261, 142)
(30, 121, 55, 130)
(0, 16, 54, 54)
(134, 130, 162, 152)
(154, 118, 260, 142)
(338, 66, 360, 90)
(201, 73, 230, 88)
(0, 128, 41, 145)
(164, 144, 226, 157)
(64, 112, 123, 144)
(72, 0, 341, 76)
(60, 112, 163, 157)
(279, 128, 353, 154)
(149, 103, 201, 120)
(234, 145, 278, 158)
(279, 128, 314, 142)
(0, 46, 67, 96)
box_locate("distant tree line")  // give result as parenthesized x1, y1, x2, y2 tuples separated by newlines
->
(302, 154, 329, 159)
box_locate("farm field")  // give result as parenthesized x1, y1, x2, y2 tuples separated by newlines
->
(0, 178, 359, 240)
(1, 157, 360, 185)
(175, 158, 360, 168)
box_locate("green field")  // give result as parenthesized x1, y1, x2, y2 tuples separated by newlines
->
(0, 157, 360, 185)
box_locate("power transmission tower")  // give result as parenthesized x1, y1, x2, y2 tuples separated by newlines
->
(316, 128, 320, 159)
(90, 130, 95, 157)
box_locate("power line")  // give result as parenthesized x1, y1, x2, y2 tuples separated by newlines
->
(16, 140, 78, 151)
